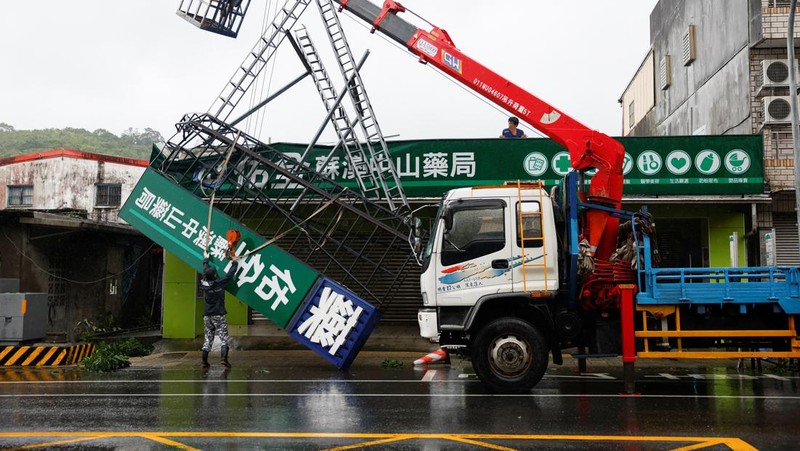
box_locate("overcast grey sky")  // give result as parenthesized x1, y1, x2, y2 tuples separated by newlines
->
(0, 1, 657, 144)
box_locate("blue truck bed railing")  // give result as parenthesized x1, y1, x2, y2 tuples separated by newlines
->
(636, 229, 800, 314)
(637, 265, 800, 314)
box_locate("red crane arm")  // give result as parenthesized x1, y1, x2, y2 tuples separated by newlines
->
(335, 0, 625, 258)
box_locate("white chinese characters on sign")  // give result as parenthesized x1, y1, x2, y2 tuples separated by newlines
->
(394, 152, 476, 179)
(133, 184, 302, 315)
(451, 152, 476, 177)
(225, 242, 297, 311)
(315, 156, 341, 179)
(423, 152, 448, 178)
(256, 265, 297, 311)
(134, 188, 217, 254)
(297, 286, 363, 355)
(134, 188, 156, 210)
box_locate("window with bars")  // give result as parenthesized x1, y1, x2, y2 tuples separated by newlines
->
(7, 185, 33, 207)
(95, 183, 122, 207)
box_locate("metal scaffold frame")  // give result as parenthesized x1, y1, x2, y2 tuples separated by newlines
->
(156, 114, 420, 317)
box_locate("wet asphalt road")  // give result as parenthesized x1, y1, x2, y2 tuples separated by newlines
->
(1, 351, 799, 450)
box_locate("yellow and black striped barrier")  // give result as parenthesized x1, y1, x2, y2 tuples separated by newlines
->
(0, 344, 95, 367)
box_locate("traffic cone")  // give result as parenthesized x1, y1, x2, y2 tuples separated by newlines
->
(414, 348, 449, 366)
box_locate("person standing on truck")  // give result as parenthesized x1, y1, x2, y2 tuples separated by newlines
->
(200, 254, 239, 368)
(501, 116, 527, 138)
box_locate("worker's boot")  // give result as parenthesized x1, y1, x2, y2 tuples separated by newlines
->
(220, 345, 231, 368)
(201, 351, 210, 368)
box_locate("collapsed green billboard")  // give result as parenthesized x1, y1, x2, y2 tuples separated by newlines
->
(120, 169, 320, 327)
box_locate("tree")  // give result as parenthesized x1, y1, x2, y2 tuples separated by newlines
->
(0, 126, 162, 159)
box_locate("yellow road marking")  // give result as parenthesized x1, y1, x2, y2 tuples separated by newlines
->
(8, 436, 100, 450)
(36, 347, 58, 367)
(673, 439, 757, 451)
(323, 434, 414, 451)
(142, 434, 200, 451)
(0, 432, 758, 451)
(5, 347, 29, 366)
(21, 347, 44, 366)
(445, 435, 517, 451)
(671, 440, 725, 451)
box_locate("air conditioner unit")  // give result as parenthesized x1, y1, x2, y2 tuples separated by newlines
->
(762, 96, 795, 125)
(761, 59, 799, 88)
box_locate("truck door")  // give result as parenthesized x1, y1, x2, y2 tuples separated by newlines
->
(512, 199, 558, 293)
(436, 199, 513, 306)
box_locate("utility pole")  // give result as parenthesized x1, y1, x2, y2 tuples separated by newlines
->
(789, 0, 800, 253)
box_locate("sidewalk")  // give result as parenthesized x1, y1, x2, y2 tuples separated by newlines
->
(133, 322, 781, 374)
(151, 322, 437, 354)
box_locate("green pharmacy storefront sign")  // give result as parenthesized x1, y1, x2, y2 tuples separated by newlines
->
(120, 169, 319, 328)
(264, 134, 763, 197)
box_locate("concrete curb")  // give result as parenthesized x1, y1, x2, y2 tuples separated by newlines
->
(153, 324, 438, 354)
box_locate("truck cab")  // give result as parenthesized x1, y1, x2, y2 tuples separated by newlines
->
(419, 182, 562, 392)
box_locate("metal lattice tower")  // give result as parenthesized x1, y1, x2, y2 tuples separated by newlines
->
(208, 0, 312, 121)
(158, 115, 419, 317)
(293, 27, 385, 200)
(314, 0, 408, 212)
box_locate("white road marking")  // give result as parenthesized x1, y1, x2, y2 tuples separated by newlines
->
(420, 370, 438, 381)
(0, 393, 799, 399)
(0, 379, 477, 384)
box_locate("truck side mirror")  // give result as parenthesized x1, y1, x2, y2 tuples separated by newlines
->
(443, 207, 453, 232)
(413, 217, 422, 255)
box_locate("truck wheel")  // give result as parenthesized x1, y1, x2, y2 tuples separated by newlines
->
(471, 317, 548, 393)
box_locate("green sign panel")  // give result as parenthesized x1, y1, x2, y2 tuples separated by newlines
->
(264, 134, 764, 197)
(120, 168, 320, 327)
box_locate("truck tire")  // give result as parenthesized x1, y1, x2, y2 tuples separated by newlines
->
(471, 317, 548, 393)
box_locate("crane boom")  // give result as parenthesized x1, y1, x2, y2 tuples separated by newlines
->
(333, 0, 625, 259)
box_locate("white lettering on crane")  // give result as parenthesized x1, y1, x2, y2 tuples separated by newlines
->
(416, 38, 439, 57)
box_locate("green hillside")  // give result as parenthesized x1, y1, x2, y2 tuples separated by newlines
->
(0, 123, 163, 160)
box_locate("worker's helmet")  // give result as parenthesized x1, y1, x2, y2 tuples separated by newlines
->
(203, 267, 218, 281)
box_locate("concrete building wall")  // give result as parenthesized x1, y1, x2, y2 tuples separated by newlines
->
(0, 155, 145, 223)
(650, 0, 752, 136)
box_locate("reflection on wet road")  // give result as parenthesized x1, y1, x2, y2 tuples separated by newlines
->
(0, 354, 798, 450)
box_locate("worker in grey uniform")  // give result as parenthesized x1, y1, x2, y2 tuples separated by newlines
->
(200, 254, 239, 368)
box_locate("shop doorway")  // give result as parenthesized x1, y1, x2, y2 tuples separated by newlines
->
(654, 218, 708, 268)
